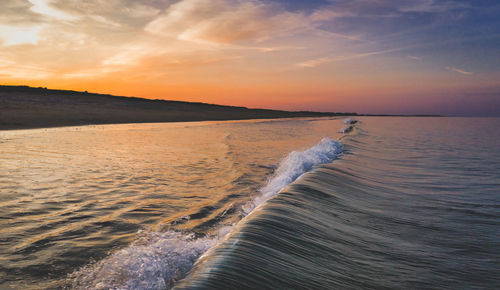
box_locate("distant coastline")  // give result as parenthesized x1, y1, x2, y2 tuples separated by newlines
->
(0, 85, 440, 130)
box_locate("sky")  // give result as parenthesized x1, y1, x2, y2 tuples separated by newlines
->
(0, 0, 499, 116)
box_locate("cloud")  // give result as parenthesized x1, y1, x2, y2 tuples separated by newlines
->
(28, 0, 77, 21)
(312, 29, 374, 43)
(297, 47, 409, 68)
(0, 0, 490, 95)
(0, 0, 43, 26)
(102, 44, 159, 66)
(0, 56, 53, 79)
(0, 24, 43, 46)
(296, 58, 332, 68)
(324, 0, 467, 15)
(446, 66, 473, 75)
(399, 0, 467, 13)
(51, 0, 163, 24)
(309, 8, 354, 21)
(144, 0, 307, 44)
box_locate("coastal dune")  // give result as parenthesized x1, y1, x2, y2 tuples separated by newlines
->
(0, 86, 350, 130)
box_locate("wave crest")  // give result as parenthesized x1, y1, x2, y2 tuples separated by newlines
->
(343, 118, 358, 124)
(69, 138, 343, 289)
(243, 137, 342, 214)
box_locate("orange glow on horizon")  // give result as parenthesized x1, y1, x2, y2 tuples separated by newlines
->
(1, 0, 499, 116)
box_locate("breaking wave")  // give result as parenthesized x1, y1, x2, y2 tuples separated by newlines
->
(339, 118, 357, 133)
(69, 136, 346, 289)
(242, 137, 343, 214)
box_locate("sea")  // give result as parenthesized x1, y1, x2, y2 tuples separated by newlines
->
(0, 117, 499, 289)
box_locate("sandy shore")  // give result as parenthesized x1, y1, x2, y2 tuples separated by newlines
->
(0, 86, 353, 130)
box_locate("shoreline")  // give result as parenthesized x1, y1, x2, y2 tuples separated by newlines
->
(0, 85, 441, 131)
(0, 116, 346, 131)
(0, 85, 350, 131)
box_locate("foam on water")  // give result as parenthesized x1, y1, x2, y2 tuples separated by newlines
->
(339, 118, 357, 133)
(243, 137, 343, 214)
(339, 125, 353, 133)
(69, 231, 216, 289)
(69, 137, 344, 289)
(174, 117, 500, 289)
(343, 118, 357, 124)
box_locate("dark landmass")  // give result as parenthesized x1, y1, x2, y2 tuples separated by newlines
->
(0, 86, 356, 130)
(0, 85, 441, 130)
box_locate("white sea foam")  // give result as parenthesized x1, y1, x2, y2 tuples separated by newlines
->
(243, 137, 343, 214)
(70, 230, 216, 289)
(339, 118, 358, 133)
(339, 125, 353, 133)
(70, 138, 343, 289)
(343, 118, 357, 125)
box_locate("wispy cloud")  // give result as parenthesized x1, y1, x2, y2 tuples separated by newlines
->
(399, 0, 468, 13)
(446, 66, 473, 75)
(144, 0, 306, 45)
(0, 56, 54, 79)
(0, 24, 43, 46)
(297, 47, 410, 68)
(296, 58, 332, 68)
(312, 29, 374, 43)
(0, 0, 496, 116)
(28, 0, 77, 21)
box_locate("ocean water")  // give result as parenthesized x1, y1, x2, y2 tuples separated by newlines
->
(0, 117, 499, 289)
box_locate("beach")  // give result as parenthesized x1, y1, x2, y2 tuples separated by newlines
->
(0, 86, 349, 130)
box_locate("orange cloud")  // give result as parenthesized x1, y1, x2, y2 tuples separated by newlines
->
(0, 0, 497, 115)
(144, 0, 306, 45)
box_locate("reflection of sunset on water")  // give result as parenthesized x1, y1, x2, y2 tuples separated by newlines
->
(0, 118, 344, 288)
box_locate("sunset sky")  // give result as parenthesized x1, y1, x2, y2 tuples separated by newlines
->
(1, 0, 499, 115)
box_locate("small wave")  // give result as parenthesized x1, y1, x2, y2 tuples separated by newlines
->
(69, 231, 216, 289)
(69, 138, 343, 289)
(339, 125, 353, 133)
(243, 137, 343, 214)
(339, 118, 358, 133)
(343, 118, 358, 125)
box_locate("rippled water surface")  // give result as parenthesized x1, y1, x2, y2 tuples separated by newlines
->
(0, 118, 344, 288)
(1, 117, 499, 289)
